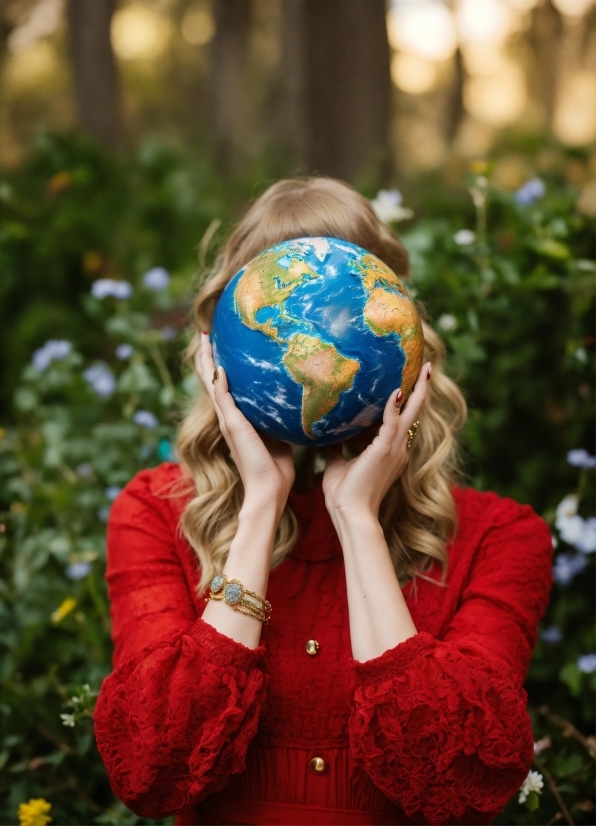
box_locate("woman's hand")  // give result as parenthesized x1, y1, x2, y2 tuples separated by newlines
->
(323, 361, 431, 523)
(196, 332, 295, 516)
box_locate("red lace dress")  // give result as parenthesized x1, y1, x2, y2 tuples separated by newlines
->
(94, 462, 553, 826)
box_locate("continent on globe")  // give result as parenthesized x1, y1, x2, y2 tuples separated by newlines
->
(356, 254, 425, 400)
(233, 249, 319, 341)
(282, 333, 360, 438)
(211, 236, 425, 447)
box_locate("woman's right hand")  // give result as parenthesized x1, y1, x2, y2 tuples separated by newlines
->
(196, 332, 295, 517)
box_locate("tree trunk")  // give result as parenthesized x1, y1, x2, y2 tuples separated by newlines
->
(209, 0, 252, 170)
(528, 0, 563, 128)
(281, 0, 391, 184)
(66, 0, 124, 148)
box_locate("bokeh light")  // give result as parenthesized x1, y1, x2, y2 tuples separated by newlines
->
(391, 53, 437, 94)
(111, 4, 171, 61)
(387, 2, 458, 61)
(181, 6, 215, 46)
(456, 0, 514, 45)
(465, 60, 528, 126)
(552, 0, 595, 15)
(553, 71, 596, 146)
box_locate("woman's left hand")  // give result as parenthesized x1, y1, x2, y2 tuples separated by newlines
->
(323, 361, 431, 522)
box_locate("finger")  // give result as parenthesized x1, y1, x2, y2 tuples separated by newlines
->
(398, 361, 431, 433)
(213, 366, 257, 435)
(374, 387, 404, 452)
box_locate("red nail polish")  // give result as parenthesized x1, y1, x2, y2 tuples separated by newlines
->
(202, 330, 208, 335)
(427, 366, 432, 380)
(395, 389, 403, 406)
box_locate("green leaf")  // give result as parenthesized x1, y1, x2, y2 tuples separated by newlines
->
(559, 662, 583, 696)
(528, 238, 571, 259)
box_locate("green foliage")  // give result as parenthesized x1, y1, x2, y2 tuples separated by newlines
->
(0, 135, 594, 825)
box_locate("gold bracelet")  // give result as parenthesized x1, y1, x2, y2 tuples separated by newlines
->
(207, 574, 272, 624)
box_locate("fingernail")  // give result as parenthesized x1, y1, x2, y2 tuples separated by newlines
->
(427, 365, 432, 381)
(202, 330, 208, 336)
(395, 388, 403, 406)
(212, 369, 218, 384)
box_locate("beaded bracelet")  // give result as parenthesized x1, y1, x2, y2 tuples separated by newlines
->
(206, 573, 272, 624)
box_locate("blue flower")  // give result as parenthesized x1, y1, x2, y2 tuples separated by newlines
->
(540, 625, 562, 643)
(566, 448, 596, 469)
(65, 561, 92, 580)
(515, 178, 546, 206)
(91, 279, 133, 300)
(104, 486, 122, 501)
(553, 552, 588, 586)
(83, 364, 116, 398)
(577, 653, 596, 674)
(97, 506, 111, 523)
(115, 343, 134, 360)
(32, 340, 72, 371)
(132, 409, 159, 429)
(161, 326, 177, 341)
(142, 267, 170, 291)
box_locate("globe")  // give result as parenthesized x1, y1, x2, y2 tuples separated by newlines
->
(211, 236, 424, 447)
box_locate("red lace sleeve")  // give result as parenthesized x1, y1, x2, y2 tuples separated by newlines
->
(93, 468, 269, 819)
(347, 496, 554, 826)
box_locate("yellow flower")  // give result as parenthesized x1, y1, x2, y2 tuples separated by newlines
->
(18, 798, 52, 826)
(51, 598, 77, 623)
(470, 160, 488, 175)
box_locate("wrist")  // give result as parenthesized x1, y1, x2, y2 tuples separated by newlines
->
(330, 505, 381, 539)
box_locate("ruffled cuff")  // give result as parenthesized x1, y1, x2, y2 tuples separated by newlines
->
(349, 631, 435, 683)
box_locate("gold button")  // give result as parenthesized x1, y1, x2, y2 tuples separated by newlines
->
(306, 639, 320, 656)
(309, 756, 326, 774)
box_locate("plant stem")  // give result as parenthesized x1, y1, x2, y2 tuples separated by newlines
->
(533, 757, 575, 826)
(148, 342, 175, 394)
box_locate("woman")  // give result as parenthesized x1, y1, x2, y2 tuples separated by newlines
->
(94, 178, 553, 826)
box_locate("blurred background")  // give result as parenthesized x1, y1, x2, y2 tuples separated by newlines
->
(0, 2, 595, 825)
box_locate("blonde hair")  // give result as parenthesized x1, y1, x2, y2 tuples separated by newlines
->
(175, 177, 467, 594)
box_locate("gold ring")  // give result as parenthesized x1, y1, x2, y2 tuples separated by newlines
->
(407, 420, 420, 450)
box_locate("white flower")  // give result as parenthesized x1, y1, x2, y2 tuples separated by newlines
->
(91, 279, 132, 300)
(371, 190, 414, 224)
(518, 770, 544, 804)
(437, 313, 458, 332)
(577, 653, 596, 673)
(142, 267, 170, 291)
(557, 514, 587, 547)
(555, 494, 579, 520)
(575, 518, 596, 554)
(453, 229, 476, 245)
(60, 713, 76, 727)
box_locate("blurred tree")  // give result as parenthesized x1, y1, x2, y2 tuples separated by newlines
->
(528, 0, 563, 128)
(66, 0, 124, 148)
(209, 0, 252, 170)
(281, 0, 391, 184)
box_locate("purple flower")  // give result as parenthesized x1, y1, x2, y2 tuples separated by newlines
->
(75, 463, 93, 478)
(32, 340, 72, 371)
(115, 343, 134, 360)
(83, 364, 116, 398)
(104, 486, 122, 501)
(553, 552, 588, 586)
(577, 653, 596, 674)
(91, 279, 133, 300)
(540, 625, 562, 643)
(65, 562, 92, 580)
(142, 267, 170, 291)
(567, 448, 596, 469)
(132, 409, 158, 429)
(515, 178, 546, 206)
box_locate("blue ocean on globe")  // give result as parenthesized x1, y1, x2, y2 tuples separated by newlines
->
(211, 236, 424, 447)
